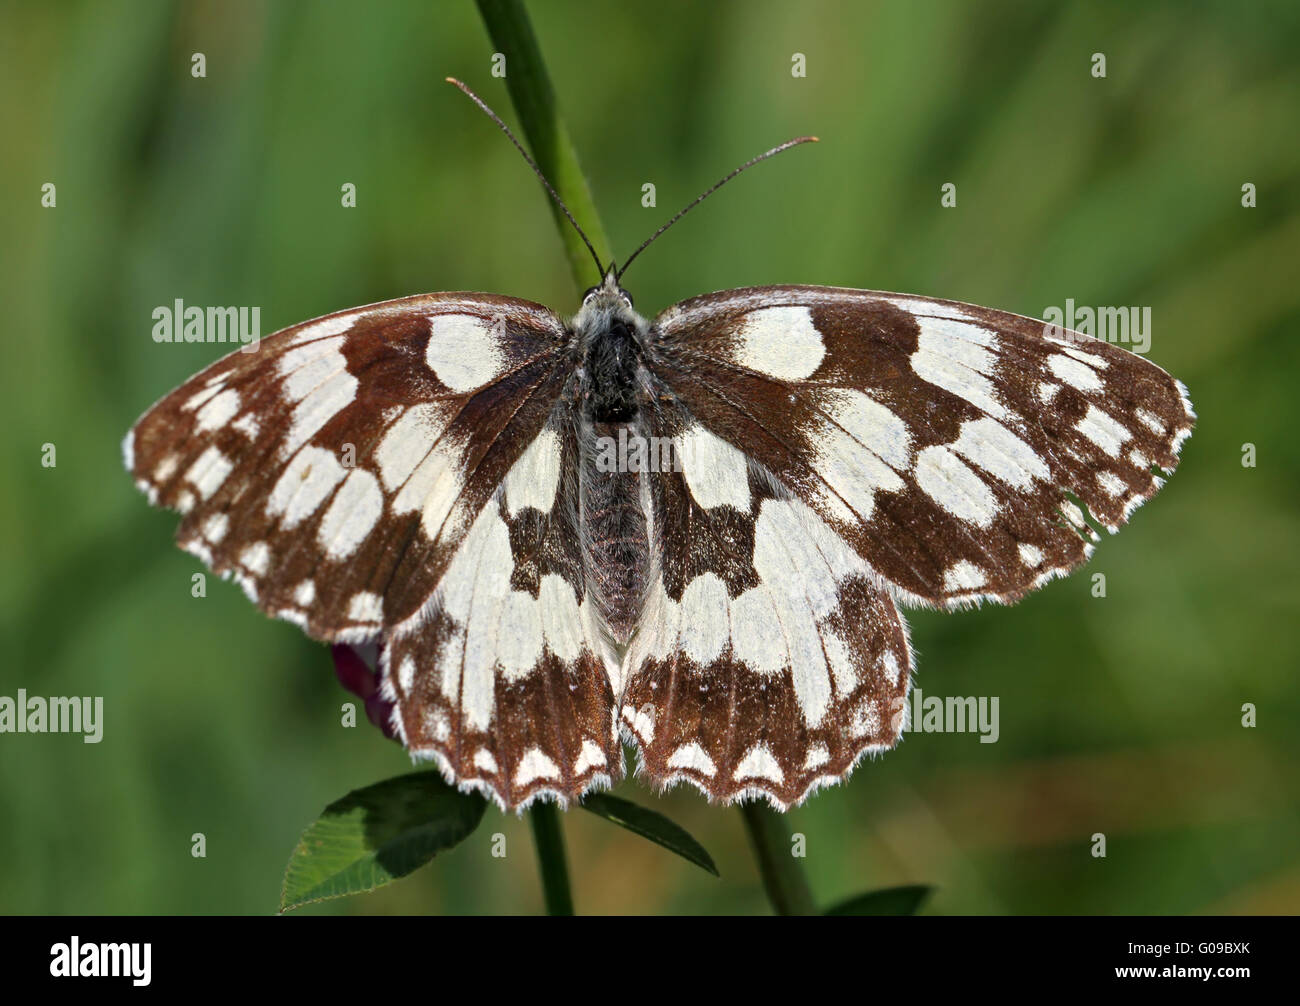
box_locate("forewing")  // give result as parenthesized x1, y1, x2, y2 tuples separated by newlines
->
(619, 391, 911, 809)
(650, 287, 1194, 607)
(382, 409, 623, 810)
(124, 293, 573, 640)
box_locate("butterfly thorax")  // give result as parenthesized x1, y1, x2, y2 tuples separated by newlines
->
(573, 272, 648, 423)
(571, 272, 654, 644)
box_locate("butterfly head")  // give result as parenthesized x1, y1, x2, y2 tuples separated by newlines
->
(580, 265, 635, 312)
(573, 264, 648, 422)
(574, 264, 645, 343)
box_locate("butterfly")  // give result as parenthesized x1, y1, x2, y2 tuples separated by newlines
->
(123, 81, 1194, 812)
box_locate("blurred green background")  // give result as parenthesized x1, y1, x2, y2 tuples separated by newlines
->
(2, 0, 1298, 915)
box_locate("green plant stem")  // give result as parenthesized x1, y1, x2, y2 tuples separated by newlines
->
(528, 802, 574, 916)
(473, 0, 810, 921)
(474, 0, 596, 919)
(474, 0, 612, 288)
(739, 801, 818, 915)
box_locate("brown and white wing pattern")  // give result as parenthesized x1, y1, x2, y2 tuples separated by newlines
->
(381, 410, 624, 809)
(125, 293, 572, 640)
(649, 287, 1194, 609)
(619, 392, 911, 809)
(126, 293, 627, 810)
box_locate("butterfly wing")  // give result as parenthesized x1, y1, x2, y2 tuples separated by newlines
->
(620, 390, 911, 808)
(617, 285, 1193, 808)
(382, 409, 623, 809)
(648, 286, 1194, 608)
(127, 294, 623, 809)
(125, 293, 573, 639)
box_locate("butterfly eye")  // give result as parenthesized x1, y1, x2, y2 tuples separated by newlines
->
(619, 289, 634, 309)
(581, 286, 600, 306)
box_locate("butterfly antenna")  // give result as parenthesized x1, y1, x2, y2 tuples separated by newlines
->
(446, 77, 606, 280)
(617, 135, 818, 282)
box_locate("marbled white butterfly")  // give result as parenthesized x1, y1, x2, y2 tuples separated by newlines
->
(124, 81, 1194, 811)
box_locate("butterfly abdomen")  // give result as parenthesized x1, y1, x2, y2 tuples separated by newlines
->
(578, 414, 650, 644)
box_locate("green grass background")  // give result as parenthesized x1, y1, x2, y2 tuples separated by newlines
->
(2, 0, 1297, 915)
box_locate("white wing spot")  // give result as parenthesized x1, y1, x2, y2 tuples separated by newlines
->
(497, 590, 544, 680)
(880, 652, 902, 686)
(811, 417, 905, 521)
(678, 424, 751, 511)
(514, 747, 561, 786)
(194, 389, 241, 433)
(267, 446, 347, 528)
(231, 413, 260, 439)
(348, 591, 383, 624)
(821, 388, 911, 469)
(473, 749, 498, 774)
(910, 318, 1006, 418)
(286, 313, 358, 346)
(731, 305, 825, 380)
(504, 427, 562, 515)
(538, 574, 582, 663)
(240, 541, 271, 576)
(1076, 405, 1131, 457)
(1018, 543, 1044, 568)
(375, 405, 447, 492)
(1062, 345, 1109, 369)
(1097, 470, 1127, 497)
(943, 559, 987, 592)
(877, 296, 975, 321)
(294, 580, 316, 607)
(624, 704, 656, 743)
(803, 744, 830, 771)
(821, 629, 857, 696)
(679, 573, 730, 665)
(950, 417, 1049, 490)
(734, 744, 784, 783)
(917, 315, 998, 347)
(914, 445, 998, 527)
(278, 336, 347, 400)
(851, 698, 881, 738)
(1136, 408, 1166, 435)
(574, 739, 607, 774)
(201, 513, 229, 544)
(182, 383, 223, 412)
(1048, 353, 1104, 392)
(425, 315, 505, 391)
(415, 447, 464, 541)
(184, 446, 234, 500)
(153, 454, 179, 482)
(1061, 501, 1089, 532)
(285, 370, 357, 459)
(728, 587, 788, 675)
(667, 741, 717, 778)
(423, 709, 450, 742)
(317, 469, 383, 559)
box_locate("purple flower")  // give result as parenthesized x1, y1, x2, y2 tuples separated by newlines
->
(331, 643, 398, 741)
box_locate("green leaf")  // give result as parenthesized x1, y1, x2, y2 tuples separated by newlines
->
(824, 884, 934, 916)
(580, 793, 719, 877)
(280, 771, 486, 912)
